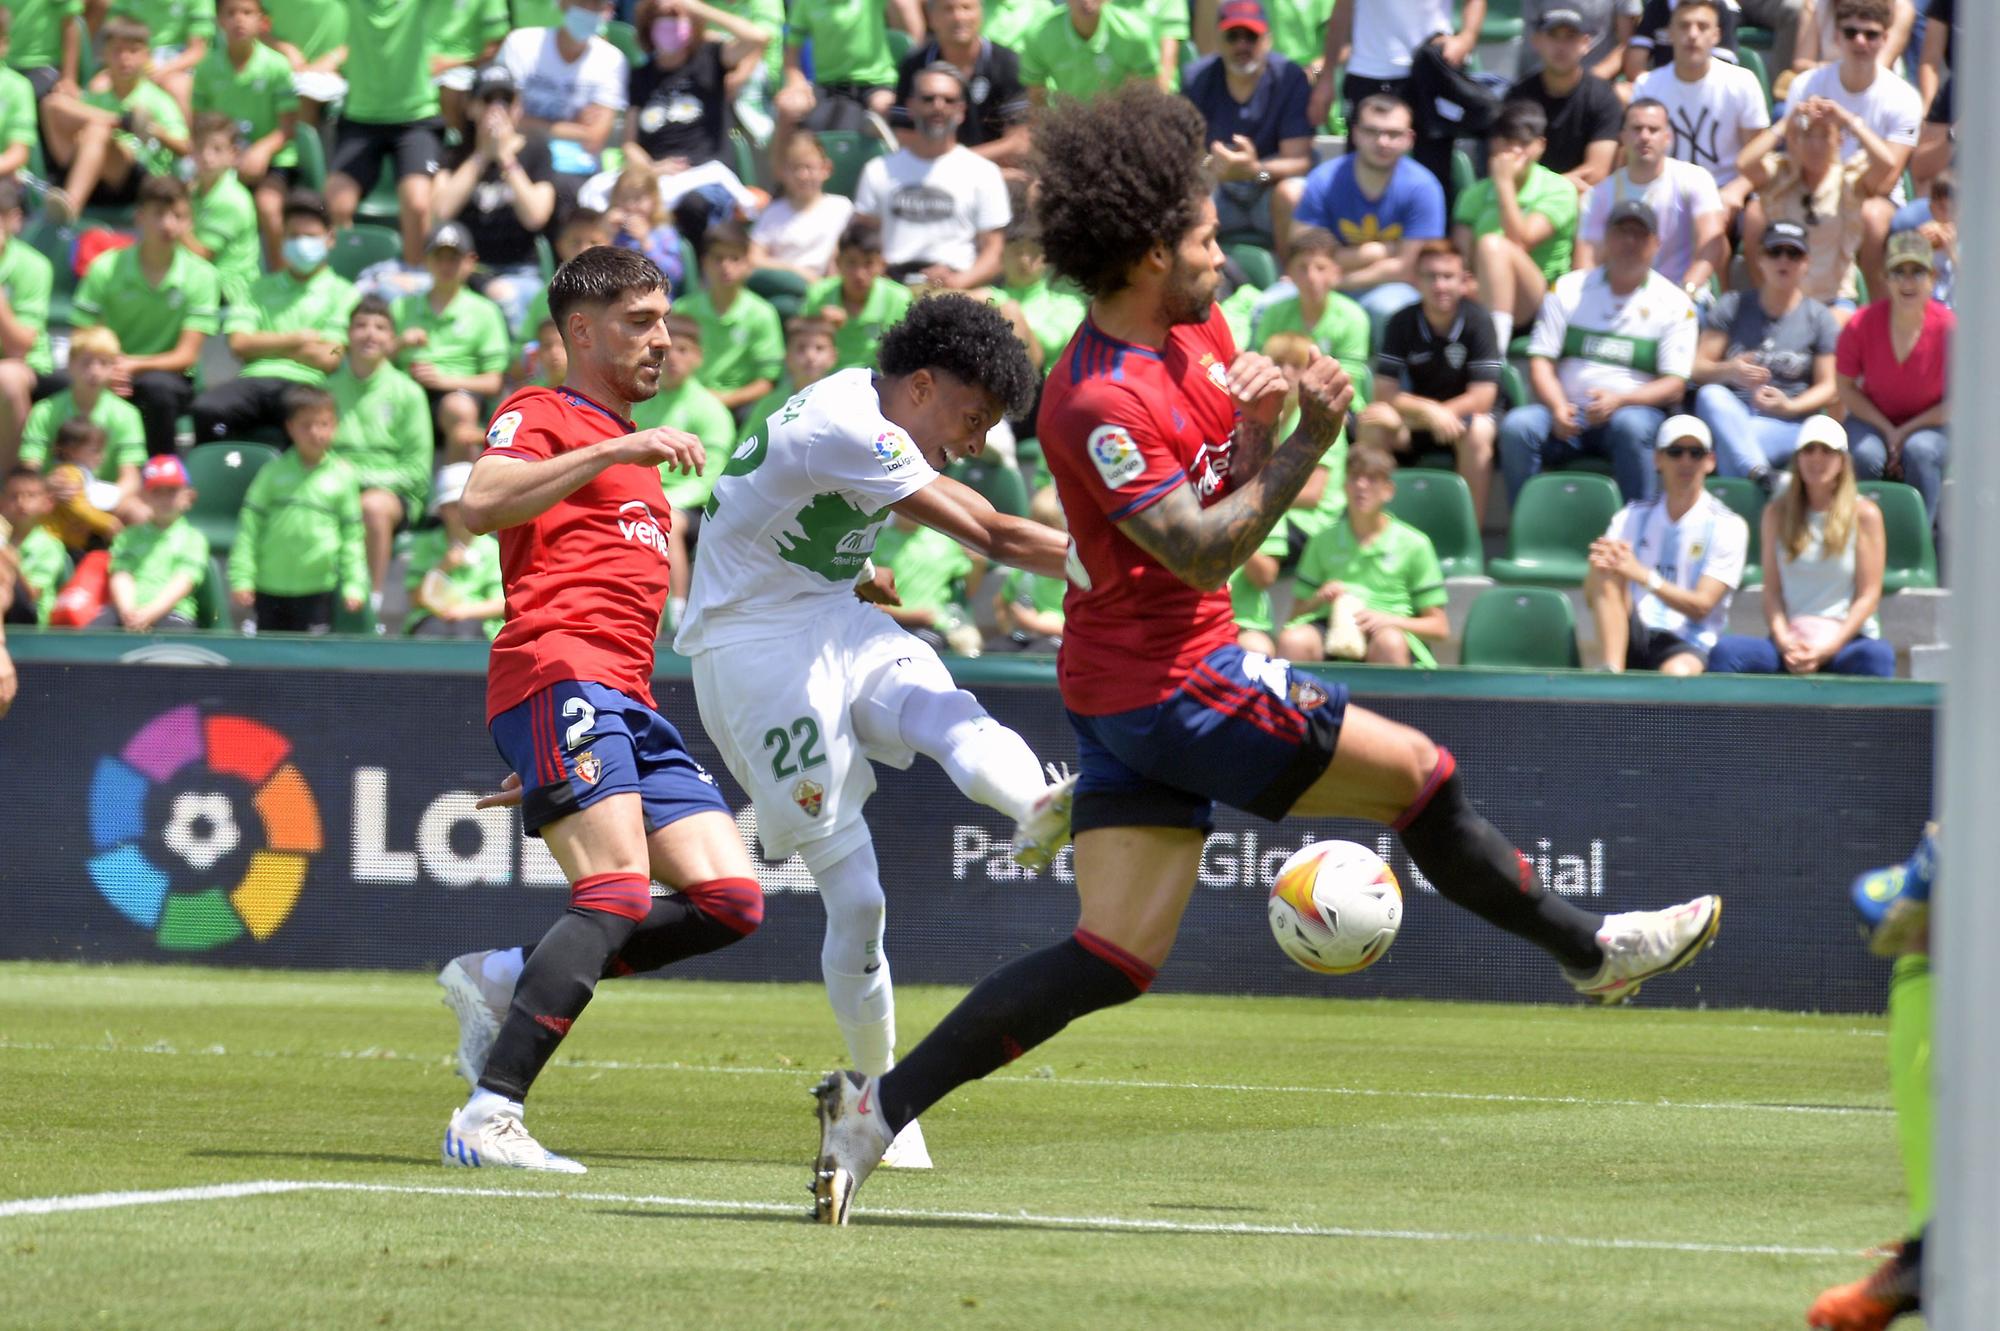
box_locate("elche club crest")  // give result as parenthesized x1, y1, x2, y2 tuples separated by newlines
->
(793, 778, 825, 818)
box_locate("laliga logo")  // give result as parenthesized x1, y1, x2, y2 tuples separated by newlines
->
(86, 705, 323, 951)
(617, 499, 670, 558)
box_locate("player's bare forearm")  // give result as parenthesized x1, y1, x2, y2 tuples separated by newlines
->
(1229, 416, 1278, 482)
(461, 441, 625, 534)
(1118, 429, 1335, 592)
(891, 475, 1069, 578)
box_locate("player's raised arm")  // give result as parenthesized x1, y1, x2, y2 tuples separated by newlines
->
(1118, 354, 1353, 592)
(891, 474, 1069, 580)
(460, 427, 704, 535)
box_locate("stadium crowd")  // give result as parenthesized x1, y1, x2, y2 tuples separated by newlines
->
(0, 0, 1961, 684)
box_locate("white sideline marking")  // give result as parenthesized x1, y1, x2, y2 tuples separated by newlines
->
(0, 1179, 1854, 1258)
(0, 1038, 1891, 1118)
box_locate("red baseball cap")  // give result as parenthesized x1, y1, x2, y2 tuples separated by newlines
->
(142, 455, 190, 489)
(1218, 0, 1268, 34)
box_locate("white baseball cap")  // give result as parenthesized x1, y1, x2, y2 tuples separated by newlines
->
(1794, 414, 1849, 453)
(1655, 414, 1713, 451)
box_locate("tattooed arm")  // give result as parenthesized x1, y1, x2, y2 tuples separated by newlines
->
(1118, 354, 1354, 592)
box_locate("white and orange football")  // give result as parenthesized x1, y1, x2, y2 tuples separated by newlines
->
(1267, 840, 1402, 975)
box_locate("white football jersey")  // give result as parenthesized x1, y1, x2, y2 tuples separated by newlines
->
(674, 368, 938, 655)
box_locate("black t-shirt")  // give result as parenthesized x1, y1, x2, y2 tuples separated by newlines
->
(440, 131, 556, 268)
(1925, 0, 1952, 26)
(1506, 70, 1623, 175)
(628, 43, 729, 167)
(1633, 0, 1740, 69)
(1374, 299, 1504, 406)
(892, 38, 1029, 148)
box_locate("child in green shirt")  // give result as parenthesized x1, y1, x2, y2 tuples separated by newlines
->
(632, 312, 737, 625)
(405, 462, 504, 640)
(193, 0, 299, 266)
(228, 385, 367, 633)
(1450, 99, 1578, 353)
(1000, 219, 1087, 377)
(19, 326, 148, 527)
(186, 112, 262, 307)
(873, 510, 983, 657)
(394, 221, 511, 463)
(737, 313, 840, 443)
(95, 454, 211, 631)
(802, 218, 912, 373)
(40, 16, 190, 219)
(990, 484, 1067, 652)
(1252, 226, 1373, 404)
(1274, 445, 1450, 668)
(678, 221, 785, 413)
(1, 466, 68, 627)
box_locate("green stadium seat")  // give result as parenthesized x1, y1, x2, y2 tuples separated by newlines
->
(1014, 437, 1045, 495)
(193, 555, 227, 630)
(1451, 148, 1477, 198)
(535, 232, 557, 282)
(328, 224, 402, 281)
(1737, 24, 1775, 49)
(1737, 46, 1772, 111)
(818, 130, 886, 199)
(1224, 239, 1279, 291)
(728, 128, 757, 192)
(1385, 467, 1483, 578)
(604, 19, 645, 65)
(20, 220, 79, 326)
(949, 457, 1029, 518)
(1500, 361, 1527, 411)
(354, 170, 402, 226)
(886, 28, 912, 67)
(184, 441, 281, 555)
(290, 122, 327, 190)
(333, 595, 377, 635)
(1487, 472, 1622, 586)
(1704, 475, 1765, 586)
(1859, 480, 1939, 591)
(748, 267, 809, 319)
(1458, 586, 1582, 669)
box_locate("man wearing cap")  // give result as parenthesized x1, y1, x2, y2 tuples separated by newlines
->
(328, 294, 434, 609)
(1520, 0, 1642, 85)
(432, 66, 558, 337)
(193, 188, 357, 447)
(1500, 197, 1698, 503)
(1584, 413, 1749, 673)
(1183, 2, 1314, 248)
(92, 454, 211, 633)
(1575, 96, 1726, 292)
(392, 223, 512, 465)
(1691, 218, 1840, 490)
(1507, 8, 1625, 190)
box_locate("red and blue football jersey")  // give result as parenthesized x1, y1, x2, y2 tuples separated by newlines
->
(1040, 305, 1244, 715)
(483, 386, 673, 720)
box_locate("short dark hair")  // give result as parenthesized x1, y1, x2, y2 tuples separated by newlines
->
(912, 61, 968, 98)
(1284, 227, 1337, 267)
(1624, 96, 1669, 127)
(283, 188, 330, 229)
(5, 464, 45, 488)
(547, 245, 668, 335)
(100, 15, 150, 44)
(349, 293, 394, 326)
(1490, 99, 1547, 144)
(282, 385, 335, 420)
(1670, 0, 1723, 18)
(53, 418, 108, 456)
(1032, 82, 1210, 300)
(1414, 237, 1464, 268)
(836, 218, 883, 258)
(1347, 443, 1398, 481)
(137, 175, 189, 210)
(702, 220, 751, 259)
(664, 311, 702, 345)
(877, 293, 1038, 419)
(190, 111, 238, 145)
(559, 206, 611, 236)
(785, 314, 837, 345)
(1354, 92, 1413, 126)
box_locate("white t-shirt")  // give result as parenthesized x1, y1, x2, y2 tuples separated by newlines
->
(498, 27, 630, 126)
(1604, 491, 1748, 649)
(1528, 267, 1698, 409)
(1578, 158, 1724, 283)
(1630, 60, 1769, 186)
(1782, 63, 1922, 157)
(675, 368, 940, 655)
(1349, 0, 1454, 79)
(853, 146, 1011, 272)
(750, 193, 856, 277)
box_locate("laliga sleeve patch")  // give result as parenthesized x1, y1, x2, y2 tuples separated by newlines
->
(1087, 424, 1146, 489)
(487, 410, 523, 450)
(871, 427, 920, 473)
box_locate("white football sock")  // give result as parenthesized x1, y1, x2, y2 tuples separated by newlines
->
(461, 1087, 521, 1125)
(1492, 310, 1514, 349)
(808, 842, 897, 1075)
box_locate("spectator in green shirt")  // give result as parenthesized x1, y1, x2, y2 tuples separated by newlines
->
(1019, 0, 1161, 106)
(511, 206, 612, 362)
(678, 221, 785, 412)
(19, 325, 149, 527)
(511, 314, 570, 391)
(1275, 444, 1450, 667)
(1252, 226, 1374, 404)
(194, 188, 355, 444)
(6, 0, 83, 100)
(0, 14, 40, 180)
(194, 0, 301, 267)
(265, 0, 347, 129)
(999, 217, 1087, 376)
(430, 0, 509, 135)
(774, 0, 920, 146)
(328, 294, 434, 602)
(1110, 0, 1185, 91)
(737, 312, 840, 441)
(228, 385, 367, 633)
(92, 453, 211, 631)
(392, 222, 511, 463)
(40, 418, 124, 551)
(71, 175, 221, 455)
(41, 16, 191, 221)
(633, 311, 736, 622)
(1, 466, 68, 628)
(989, 483, 1066, 651)
(325, 0, 446, 267)
(0, 179, 56, 467)
(1450, 99, 1579, 355)
(185, 113, 261, 307)
(108, 0, 214, 118)
(874, 509, 985, 656)
(405, 461, 505, 639)
(802, 218, 913, 373)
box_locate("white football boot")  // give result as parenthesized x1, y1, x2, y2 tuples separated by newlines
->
(1564, 895, 1723, 1004)
(1011, 763, 1077, 872)
(878, 1116, 932, 1170)
(811, 1070, 892, 1224)
(438, 950, 512, 1088)
(441, 1105, 586, 1174)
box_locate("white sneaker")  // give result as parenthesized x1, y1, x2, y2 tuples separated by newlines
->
(441, 1106, 586, 1174)
(1564, 895, 1723, 1005)
(438, 950, 511, 1088)
(1011, 763, 1077, 872)
(879, 1116, 932, 1170)
(811, 1070, 891, 1225)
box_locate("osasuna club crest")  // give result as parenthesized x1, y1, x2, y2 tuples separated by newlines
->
(793, 778, 825, 818)
(1288, 678, 1329, 711)
(574, 750, 602, 785)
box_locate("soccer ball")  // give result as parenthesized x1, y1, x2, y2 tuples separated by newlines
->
(1267, 840, 1402, 974)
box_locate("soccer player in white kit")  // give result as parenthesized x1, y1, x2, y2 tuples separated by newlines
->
(442, 293, 1076, 1168)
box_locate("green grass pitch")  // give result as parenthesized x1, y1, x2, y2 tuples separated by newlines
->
(0, 963, 1902, 1330)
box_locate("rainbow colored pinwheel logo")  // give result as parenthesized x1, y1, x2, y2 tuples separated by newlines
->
(87, 705, 323, 950)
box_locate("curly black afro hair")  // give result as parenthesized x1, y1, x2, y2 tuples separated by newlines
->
(877, 292, 1039, 420)
(1031, 82, 1210, 300)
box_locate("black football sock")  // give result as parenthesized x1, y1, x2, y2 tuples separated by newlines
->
(1394, 750, 1604, 972)
(875, 932, 1154, 1134)
(477, 874, 649, 1102)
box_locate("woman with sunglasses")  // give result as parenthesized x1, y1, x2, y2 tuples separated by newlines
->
(1834, 228, 1952, 524)
(1707, 415, 1893, 677)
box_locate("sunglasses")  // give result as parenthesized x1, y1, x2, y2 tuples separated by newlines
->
(912, 92, 964, 105)
(1841, 24, 1885, 40)
(1222, 28, 1261, 43)
(1762, 246, 1806, 260)
(1660, 445, 1710, 460)
(1889, 265, 1931, 281)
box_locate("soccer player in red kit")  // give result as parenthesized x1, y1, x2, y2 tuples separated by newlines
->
(440, 246, 766, 1174)
(806, 84, 1725, 1224)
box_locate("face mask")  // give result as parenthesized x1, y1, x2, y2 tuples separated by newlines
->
(563, 6, 605, 41)
(651, 16, 693, 54)
(283, 235, 329, 272)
